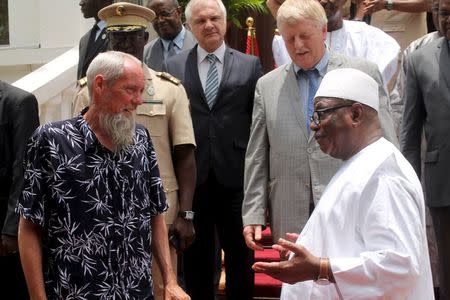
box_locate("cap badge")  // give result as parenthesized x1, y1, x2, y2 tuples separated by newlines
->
(116, 5, 126, 16)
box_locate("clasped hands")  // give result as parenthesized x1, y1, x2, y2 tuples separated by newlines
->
(168, 216, 195, 252)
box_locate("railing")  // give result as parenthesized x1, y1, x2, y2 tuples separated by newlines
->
(12, 46, 79, 125)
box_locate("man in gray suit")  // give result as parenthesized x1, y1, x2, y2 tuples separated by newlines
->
(144, 0, 196, 71)
(401, 0, 450, 297)
(164, 0, 263, 299)
(242, 0, 398, 250)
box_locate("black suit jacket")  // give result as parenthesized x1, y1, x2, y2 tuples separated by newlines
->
(0, 81, 39, 236)
(77, 26, 109, 80)
(164, 46, 263, 189)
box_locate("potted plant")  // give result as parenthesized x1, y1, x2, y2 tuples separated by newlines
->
(178, 0, 268, 28)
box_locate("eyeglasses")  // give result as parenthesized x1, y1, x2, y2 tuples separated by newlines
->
(310, 104, 353, 125)
(153, 8, 178, 21)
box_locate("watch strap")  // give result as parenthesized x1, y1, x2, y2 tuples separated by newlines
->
(317, 257, 330, 281)
(178, 210, 194, 220)
(385, 0, 394, 10)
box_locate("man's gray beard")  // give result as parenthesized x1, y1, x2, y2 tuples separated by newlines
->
(99, 111, 136, 154)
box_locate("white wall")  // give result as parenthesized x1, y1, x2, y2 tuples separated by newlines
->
(0, 0, 92, 82)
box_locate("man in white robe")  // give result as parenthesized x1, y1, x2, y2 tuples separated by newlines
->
(253, 68, 434, 300)
(268, 0, 400, 87)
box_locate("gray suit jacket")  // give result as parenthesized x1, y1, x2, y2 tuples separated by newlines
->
(242, 52, 398, 241)
(143, 28, 196, 72)
(401, 37, 450, 208)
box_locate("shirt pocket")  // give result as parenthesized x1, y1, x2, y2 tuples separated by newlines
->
(137, 102, 167, 137)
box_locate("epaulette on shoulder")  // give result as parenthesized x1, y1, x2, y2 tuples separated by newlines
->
(77, 77, 87, 87)
(156, 72, 180, 85)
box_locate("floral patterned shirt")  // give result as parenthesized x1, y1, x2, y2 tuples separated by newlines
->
(17, 114, 167, 299)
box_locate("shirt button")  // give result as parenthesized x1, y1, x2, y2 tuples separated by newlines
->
(305, 183, 310, 188)
(307, 148, 313, 154)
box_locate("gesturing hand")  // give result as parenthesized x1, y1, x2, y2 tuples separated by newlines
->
(252, 238, 320, 284)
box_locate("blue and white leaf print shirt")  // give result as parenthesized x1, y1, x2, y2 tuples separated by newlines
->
(17, 113, 167, 299)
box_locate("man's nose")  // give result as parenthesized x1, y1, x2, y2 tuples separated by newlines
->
(294, 36, 304, 49)
(133, 92, 143, 106)
(310, 120, 319, 131)
(205, 19, 214, 29)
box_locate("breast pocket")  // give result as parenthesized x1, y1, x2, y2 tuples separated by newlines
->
(137, 102, 167, 137)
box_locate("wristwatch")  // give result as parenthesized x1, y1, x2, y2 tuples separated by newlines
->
(385, 0, 394, 11)
(315, 257, 331, 285)
(178, 210, 195, 221)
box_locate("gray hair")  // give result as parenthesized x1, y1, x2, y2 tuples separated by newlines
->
(277, 0, 327, 29)
(86, 51, 141, 99)
(185, 0, 227, 23)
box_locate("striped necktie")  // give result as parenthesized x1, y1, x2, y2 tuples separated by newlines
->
(205, 54, 219, 109)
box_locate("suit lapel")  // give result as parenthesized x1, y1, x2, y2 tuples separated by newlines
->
(185, 47, 210, 110)
(182, 30, 196, 50)
(284, 64, 311, 140)
(84, 28, 108, 70)
(436, 38, 450, 93)
(79, 32, 90, 68)
(150, 39, 165, 71)
(214, 47, 233, 109)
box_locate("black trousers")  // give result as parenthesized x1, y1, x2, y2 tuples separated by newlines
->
(0, 252, 28, 299)
(430, 206, 450, 300)
(184, 172, 254, 300)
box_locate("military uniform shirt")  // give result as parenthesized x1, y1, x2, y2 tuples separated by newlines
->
(72, 65, 196, 224)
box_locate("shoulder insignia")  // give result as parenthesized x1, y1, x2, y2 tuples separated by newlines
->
(156, 72, 180, 85)
(77, 77, 87, 87)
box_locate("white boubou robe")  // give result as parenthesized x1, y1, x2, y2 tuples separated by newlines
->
(281, 138, 434, 300)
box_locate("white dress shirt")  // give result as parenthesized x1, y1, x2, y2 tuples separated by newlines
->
(197, 42, 226, 92)
(281, 138, 434, 300)
(95, 20, 106, 41)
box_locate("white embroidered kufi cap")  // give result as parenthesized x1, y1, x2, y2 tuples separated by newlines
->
(314, 68, 379, 112)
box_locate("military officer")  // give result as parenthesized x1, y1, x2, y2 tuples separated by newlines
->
(72, 3, 196, 299)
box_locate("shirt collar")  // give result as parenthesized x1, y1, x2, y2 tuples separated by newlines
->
(96, 20, 107, 32)
(293, 46, 329, 77)
(77, 108, 100, 152)
(197, 41, 226, 64)
(161, 26, 185, 51)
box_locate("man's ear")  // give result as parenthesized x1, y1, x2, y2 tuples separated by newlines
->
(176, 5, 183, 15)
(350, 103, 364, 126)
(92, 75, 105, 102)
